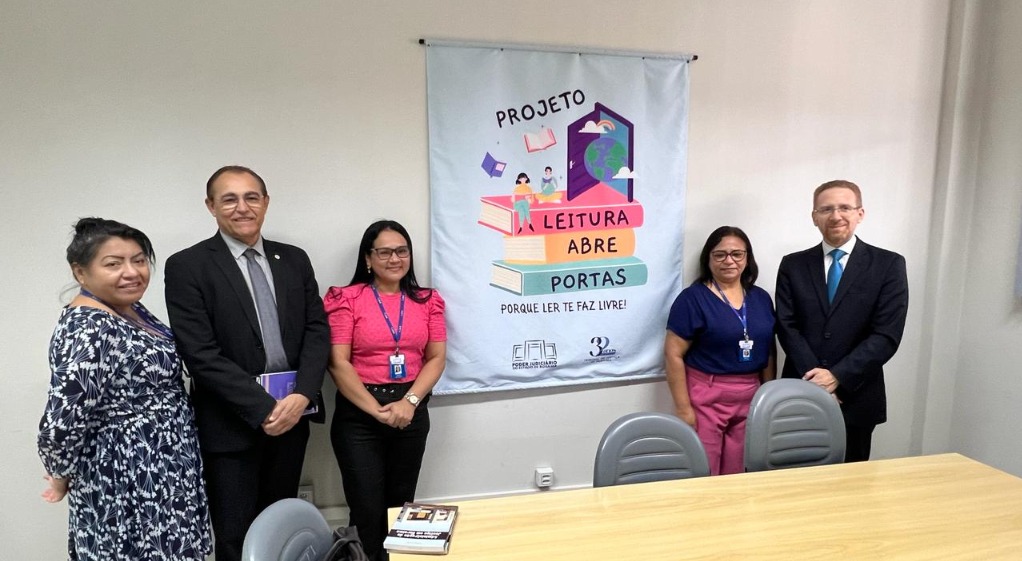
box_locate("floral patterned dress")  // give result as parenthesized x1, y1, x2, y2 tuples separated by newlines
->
(38, 305, 212, 560)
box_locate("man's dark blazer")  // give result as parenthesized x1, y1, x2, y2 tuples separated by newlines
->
(775, 237, 908, 427)
(164, 232, 330, 453)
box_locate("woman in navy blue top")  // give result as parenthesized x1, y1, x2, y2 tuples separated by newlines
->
(664, 226, 776, 475)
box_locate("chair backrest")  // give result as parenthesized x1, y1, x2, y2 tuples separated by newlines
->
(593, 411, 711, 487)
(744, 378, 846, 472)
(242, 498, 334, 561)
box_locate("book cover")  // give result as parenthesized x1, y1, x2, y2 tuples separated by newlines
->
(523, 128, 557, 152)
(384, 502, 459, 555)
(256, 371, 319, 416)
(490, 256, 648, 296)
(478, 182, 644, 237)
(503, 228, 636, 265)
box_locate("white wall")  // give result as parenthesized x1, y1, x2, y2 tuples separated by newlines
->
(0, 1, 963, 558)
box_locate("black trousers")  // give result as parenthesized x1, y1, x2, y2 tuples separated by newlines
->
(202, 420, 310, 561)
(332, 384, 430, 561)
(844, 424, 876, 463)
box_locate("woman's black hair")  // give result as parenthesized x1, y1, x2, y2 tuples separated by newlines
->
(693, 225, 759, 289)
(348, 219, 432, 303)
(66, 217, 155, 268)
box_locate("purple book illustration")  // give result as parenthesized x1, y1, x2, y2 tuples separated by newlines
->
(481, 152, 507, 178)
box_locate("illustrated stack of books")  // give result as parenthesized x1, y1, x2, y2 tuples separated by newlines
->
(384, 502, 459, 555)
(478, 182, 648, 296)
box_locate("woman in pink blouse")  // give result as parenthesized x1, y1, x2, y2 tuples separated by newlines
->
(323, 220, 447, 561)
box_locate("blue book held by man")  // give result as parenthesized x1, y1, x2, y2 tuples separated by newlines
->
(257, 371, 319, 415)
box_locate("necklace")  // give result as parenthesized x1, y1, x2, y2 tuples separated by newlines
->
(78, 289, 173, 339)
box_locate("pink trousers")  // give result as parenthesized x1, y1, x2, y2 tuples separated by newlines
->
(686, 366, 760, 475)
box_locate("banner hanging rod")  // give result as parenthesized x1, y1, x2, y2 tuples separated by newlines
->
(418, 38, 697, 62)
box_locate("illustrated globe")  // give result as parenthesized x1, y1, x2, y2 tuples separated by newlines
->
(584, 137, 627, 182)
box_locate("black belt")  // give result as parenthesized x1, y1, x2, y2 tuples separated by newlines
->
(364, 381, 414, 395)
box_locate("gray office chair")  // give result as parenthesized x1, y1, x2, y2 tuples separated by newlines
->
(593, 411, 711, 487)
(744, 378, 846, 472)
(242, 498, 333, 561)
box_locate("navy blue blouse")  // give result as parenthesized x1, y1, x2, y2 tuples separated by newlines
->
(666, 283, 776, 374)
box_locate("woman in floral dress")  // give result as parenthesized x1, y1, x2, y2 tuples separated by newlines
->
(38, 217, 211, 560)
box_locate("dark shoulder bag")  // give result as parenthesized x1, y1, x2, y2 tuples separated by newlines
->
(320, 525, 369, 561)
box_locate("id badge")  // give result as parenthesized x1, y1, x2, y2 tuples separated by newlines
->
(389, 353, 406, 380)
(738, 339, 754, 363)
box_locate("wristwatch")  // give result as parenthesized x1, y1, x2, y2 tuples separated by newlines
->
(404, 392, 421, 407)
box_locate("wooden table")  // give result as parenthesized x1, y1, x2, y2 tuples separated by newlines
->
(388, 454, 1022, 560)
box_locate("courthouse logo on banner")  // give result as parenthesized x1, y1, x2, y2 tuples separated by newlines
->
(426, 42, 691, 393)
(511, 339, 559, 370)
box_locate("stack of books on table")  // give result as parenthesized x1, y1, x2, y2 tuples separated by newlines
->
(383, 502, 459, 555)
(478, 182, 647, 296)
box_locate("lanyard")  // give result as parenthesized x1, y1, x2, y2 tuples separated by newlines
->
(79, 288, 174, 339)
(710, 280, 749, 341)
(370, 284, 405, 353)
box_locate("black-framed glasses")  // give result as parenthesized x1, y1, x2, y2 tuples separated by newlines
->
(372, 246, 411, 260)
(813, 205, 861, 216)
(710, 250, 747, 262)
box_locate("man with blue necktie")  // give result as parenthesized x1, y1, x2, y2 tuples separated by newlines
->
(776, 180, 909, 462)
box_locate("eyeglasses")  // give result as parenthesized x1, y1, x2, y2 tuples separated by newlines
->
(710, 250, 747, 262)
(813, 205, 861, 216)
(216, 193, 265, 211)
(371, 246, 410, 260)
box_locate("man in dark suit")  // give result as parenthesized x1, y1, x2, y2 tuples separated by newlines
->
(165, 165, 330, 561)
(776, 179, 908, 462)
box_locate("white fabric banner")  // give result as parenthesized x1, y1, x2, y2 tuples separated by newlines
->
(427, 43, 690, 394)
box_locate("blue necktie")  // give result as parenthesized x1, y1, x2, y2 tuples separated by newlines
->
(827, 249, 847, 303)
(244, 248, 289, 372)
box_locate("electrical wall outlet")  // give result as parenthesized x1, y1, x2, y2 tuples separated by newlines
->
(535, 466, 554, 489)
(297, 484, 316, 504)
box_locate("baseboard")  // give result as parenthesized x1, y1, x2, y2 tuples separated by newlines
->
(321, 505, 350, 526)
(407, 483, 594, 504)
